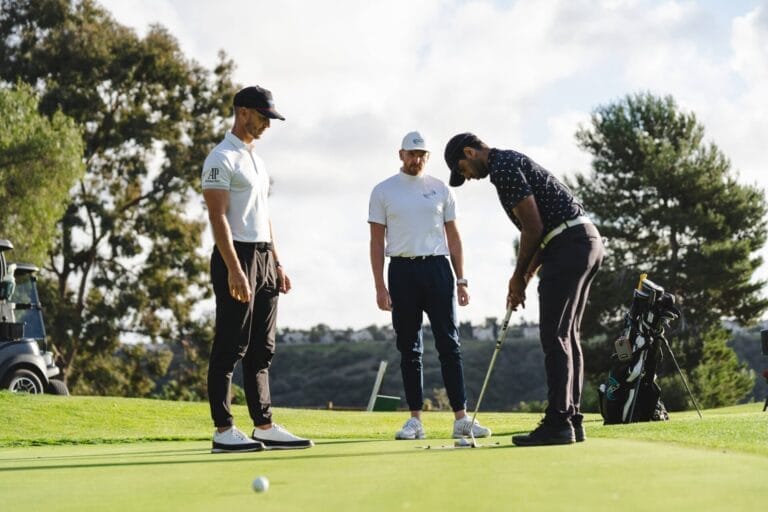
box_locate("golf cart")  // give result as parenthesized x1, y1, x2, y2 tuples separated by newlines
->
(0, 239, 68, 395)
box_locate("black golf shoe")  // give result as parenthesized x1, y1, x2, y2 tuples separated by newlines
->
(512, 419, 576, 447)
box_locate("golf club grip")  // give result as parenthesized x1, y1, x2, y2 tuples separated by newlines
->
(495, 307, 513, 349)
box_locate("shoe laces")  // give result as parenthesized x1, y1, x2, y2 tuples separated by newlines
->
(230, 428, 248, 441)
(404, 418, 421, 430)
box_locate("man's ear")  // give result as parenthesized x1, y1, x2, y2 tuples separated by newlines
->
(463, 146, 475, 159)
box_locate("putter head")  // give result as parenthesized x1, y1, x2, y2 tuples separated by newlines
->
(454, 437, 472, 448)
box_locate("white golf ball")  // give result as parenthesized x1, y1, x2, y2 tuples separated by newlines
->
(455, 437, 471, 447)
(252, 476, 270, 493)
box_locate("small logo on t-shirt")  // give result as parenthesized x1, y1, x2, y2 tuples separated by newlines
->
(423, 189, 437, 199)
(205, 168, 220, 182)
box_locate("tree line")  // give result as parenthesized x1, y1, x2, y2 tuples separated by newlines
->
(0, 0, 764, 407)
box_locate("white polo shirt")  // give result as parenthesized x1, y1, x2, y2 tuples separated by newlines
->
(201, 132, 271, 243)
(368, 171, 456, 257)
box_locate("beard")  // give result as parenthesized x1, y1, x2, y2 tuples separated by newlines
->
(468, 158, 490, 179)
(406, 162, 424, 174)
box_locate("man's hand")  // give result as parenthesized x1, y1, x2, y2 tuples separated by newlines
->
(228, 268, 252, 303)
(507, 274, 527, 311)
(457, 285, 470, 307)
(376, 286, 392, 311)
(277, 266, 291, 294)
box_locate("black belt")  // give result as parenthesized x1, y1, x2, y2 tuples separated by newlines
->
(390, 255, 444, 261)
(234, 241, 273, 251)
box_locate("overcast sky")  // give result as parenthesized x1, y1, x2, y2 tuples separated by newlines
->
(99, 0, 768, 329)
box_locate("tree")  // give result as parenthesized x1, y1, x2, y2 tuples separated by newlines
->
(0, 0, 236, 394)
(691, 330, 754, 408)
(0, 83, 84, 264)
(571, 93, 767, 401)
(75, 343, 173, 397)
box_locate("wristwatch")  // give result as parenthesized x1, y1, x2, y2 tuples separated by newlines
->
(456, 278, 468, 287)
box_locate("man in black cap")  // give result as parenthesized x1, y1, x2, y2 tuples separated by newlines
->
(444, 133, 604, 446)
(201, 85, 313, 452)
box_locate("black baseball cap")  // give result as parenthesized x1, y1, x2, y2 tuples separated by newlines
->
(233, 86, 285, 120)
(444, 132, 481, 187)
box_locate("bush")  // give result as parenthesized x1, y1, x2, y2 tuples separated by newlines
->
(580, 381, 601, 413)
(692, 328, 754, 408)
(657, 374, 692, 412)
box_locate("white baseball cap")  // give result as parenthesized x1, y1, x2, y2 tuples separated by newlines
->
(401, 131, 429, 152)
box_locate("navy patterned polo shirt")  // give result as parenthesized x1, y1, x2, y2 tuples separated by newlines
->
(488, 148, 583, 233)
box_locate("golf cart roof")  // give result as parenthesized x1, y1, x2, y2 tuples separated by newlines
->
(0, 240, 12, 252)
(13, 263, 39, 276)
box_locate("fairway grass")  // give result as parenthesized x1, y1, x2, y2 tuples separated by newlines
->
(1, 394, 766, 511)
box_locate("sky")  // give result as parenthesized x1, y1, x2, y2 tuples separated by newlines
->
(98, 0, 768, 330)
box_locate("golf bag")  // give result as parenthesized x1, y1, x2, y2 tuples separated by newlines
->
(599, 277, 680, 424)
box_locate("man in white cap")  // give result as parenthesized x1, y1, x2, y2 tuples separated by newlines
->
(368, 131, 491, 440)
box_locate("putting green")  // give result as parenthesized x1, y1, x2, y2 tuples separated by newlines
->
(1, 436, 765, 511)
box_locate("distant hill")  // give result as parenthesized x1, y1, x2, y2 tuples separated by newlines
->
(239, 337, 551, 412)
(223, 323, 768, 412)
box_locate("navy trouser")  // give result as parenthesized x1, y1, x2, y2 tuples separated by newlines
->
(208, 241, 279, 428)
(537, 223, 604, 423)
(388, 255, 467, 412)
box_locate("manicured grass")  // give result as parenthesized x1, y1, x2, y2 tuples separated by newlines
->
(0, 393, 766, 511)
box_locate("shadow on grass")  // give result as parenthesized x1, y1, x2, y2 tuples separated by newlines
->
(0, 439, 392, 463)
(0, 446, 208, 464)
(0, 444, 450, 473)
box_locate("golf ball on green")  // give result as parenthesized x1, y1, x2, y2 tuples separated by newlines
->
(252, 476, 269, 493)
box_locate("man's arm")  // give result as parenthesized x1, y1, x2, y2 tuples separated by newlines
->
(445, 220, 469, 307)
(203, 189, 251, 303)
(269, 220, 291, 294)
(369, 222, 391, 311)
(508, 195, 544, 310)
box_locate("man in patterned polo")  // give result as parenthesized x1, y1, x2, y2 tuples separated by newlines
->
(444, 133, 604, 446)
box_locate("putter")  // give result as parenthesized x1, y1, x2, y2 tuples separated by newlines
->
(464, 306, 514, 448)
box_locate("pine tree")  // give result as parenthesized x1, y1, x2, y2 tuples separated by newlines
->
(571, 92, 767, 405)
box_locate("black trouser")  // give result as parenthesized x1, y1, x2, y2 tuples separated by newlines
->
(388, 256, 467, 412)
(537, 223, 604, 423)
(208, 241, 279, 428)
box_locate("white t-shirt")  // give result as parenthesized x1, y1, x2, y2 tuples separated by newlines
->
(368, 171, 456, 257)
(201, 132, 271, 243)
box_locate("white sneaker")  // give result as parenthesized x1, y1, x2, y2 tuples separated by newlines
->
(452, 416, 492, 438)
(252, 423, 314, 449)
(211, 427, 265, 453)
(395, 417, 425, 440)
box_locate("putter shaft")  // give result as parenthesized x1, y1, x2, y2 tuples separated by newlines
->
(468, 307, 513, 446)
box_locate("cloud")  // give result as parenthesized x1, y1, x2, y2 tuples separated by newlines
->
(98, 0, 768, 327)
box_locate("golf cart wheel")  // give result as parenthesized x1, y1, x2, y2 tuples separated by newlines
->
(47, 379, 70, 396)
(3, 368, 44, 394)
